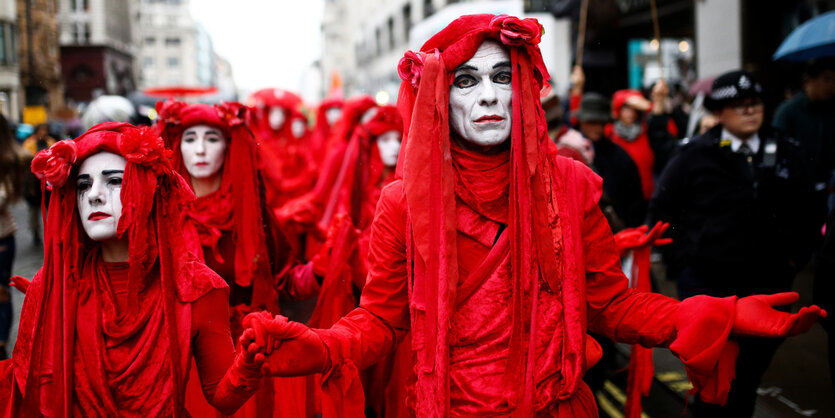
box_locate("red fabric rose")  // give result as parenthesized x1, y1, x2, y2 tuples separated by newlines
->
(118, 126, 173, 175)
(156, 100, 185, 126)
(31, 139, 78, 187)
(489, 15, 543, 47)
(216, 101, 246, 127)
(398, 50, 429, 89)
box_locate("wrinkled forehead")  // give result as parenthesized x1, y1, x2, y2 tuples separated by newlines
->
(456, 40, 510, 72)
(78, 151, 127, 176)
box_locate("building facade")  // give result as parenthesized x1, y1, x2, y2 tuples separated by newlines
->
(58, 0, 137, 103)
(17, 0, 63, 116)
(0, 0, 19, 122)
(136, 0, 215, 89)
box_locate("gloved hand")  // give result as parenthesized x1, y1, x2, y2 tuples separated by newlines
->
(208, 325, 267, 414)
(613, 221, 672, 254)
(733, 292, 827, 338)
(9, 276, 30, 294)
(243, 311, 330, 377)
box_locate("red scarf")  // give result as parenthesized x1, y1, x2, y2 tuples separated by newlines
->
(395, 14, 587, 416)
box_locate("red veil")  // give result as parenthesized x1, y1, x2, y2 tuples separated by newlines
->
(3, 123, 226, 415)
(310, 97, 344, 164)
(393, 14, 586, 415)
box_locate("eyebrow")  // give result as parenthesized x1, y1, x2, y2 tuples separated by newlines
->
(77, 174, 90, 181)
(493, 61, 511, 69)
(102, 170, 124, 175)
(453, 64, 477, 72)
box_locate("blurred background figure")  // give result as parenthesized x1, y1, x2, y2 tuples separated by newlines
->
(20, 124, 54, 246)
(0, 113, 23, 360)
(80, 95, 139, 131)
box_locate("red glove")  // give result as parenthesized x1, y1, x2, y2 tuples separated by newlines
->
(733, 292, 827, 338)
(9, 276, 30, 294)
(243, 311, 330, 377)
(613, 221, 672, 254)
(208, 328, 266, 414)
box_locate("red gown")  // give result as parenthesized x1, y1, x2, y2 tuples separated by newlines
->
(313, 154, 738, 417)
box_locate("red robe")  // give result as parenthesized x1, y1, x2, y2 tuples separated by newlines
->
(314, 154, 738, 417)
(607, 123, 656, 199)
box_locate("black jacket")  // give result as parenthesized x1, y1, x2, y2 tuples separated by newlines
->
(592, 138, 646, 227)
(649, 125, 818, 283)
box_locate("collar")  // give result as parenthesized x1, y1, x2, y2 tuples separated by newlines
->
(722, 128, 760, 153)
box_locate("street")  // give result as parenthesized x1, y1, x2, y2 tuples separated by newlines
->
(5, 200, 833, 417)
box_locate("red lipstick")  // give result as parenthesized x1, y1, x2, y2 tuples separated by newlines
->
(475, 115, 504, 123)
(88, 212, 111, 221)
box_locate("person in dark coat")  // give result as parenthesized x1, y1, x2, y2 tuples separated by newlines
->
(650, 70, 819, 417)
(576, 92, 646, 227)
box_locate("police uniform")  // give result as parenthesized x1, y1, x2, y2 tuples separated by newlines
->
(648, 71, 819, 417)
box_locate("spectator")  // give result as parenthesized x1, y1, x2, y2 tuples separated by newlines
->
(773, 58, 835, 213)
(607, 88, 656, 199)
(0, 113, 22, 360)
(576, 92, 646, 227)
(650, 70, 818, 417)
(20, 124, 55, 245)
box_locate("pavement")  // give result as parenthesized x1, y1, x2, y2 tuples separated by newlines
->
(5, 200, 834, 417)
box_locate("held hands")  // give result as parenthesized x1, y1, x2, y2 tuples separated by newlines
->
(613, 221, 672, 254)
(733, 292, 827, 338)
(242, 311, 330, 377)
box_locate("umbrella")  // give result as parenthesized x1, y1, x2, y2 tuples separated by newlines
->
(773, 11, 835, 61)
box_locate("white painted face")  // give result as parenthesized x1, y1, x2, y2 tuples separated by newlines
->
(449, 40, 512, 148)
(268, 107, 285, 130)
(291, 118, 307, 138)
(325, 107, 342, 126)
(376, 130, 401, 168)
(77, 152, 126, 242)
(180, 124, 227, 180)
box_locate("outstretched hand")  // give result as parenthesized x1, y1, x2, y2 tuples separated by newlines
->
(733, 292, 827, 338)
(613, 221, 672, 254)
(9, 276, 30, 294)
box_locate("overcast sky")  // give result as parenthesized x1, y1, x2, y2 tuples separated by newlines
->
(190, 0, 324, 97)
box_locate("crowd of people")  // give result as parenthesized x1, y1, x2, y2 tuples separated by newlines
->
(0, 12, 831, 418)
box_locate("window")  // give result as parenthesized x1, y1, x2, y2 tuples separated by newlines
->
(167, 57, 179, 68)
(164, 37, 180, 46)
(82, 23, 90, 44)
(375, 27, 381, 57)
(144, 37, 155, 45)
(402, 4, 411, 43)
(387, 17, 395, 50)
(423, 0, 434, 19)
(143, 57, 153, 68)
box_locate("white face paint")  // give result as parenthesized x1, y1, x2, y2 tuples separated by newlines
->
(268, 107, 286, 130)
(376, 130, 402, 168)
(77, 152, 126, 242)
(180, 124, 227, 180)
(449, 40, 512, 148)
(291, 118, 307, 138)
(325, 107, 342, 126)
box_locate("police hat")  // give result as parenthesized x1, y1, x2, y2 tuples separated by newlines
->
(704, 70, 763, 111)
(575, 93, 613, 123)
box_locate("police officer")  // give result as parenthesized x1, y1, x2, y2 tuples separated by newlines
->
(649, 70, 819, 417)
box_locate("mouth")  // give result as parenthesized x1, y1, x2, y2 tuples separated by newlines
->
(88, 212, 111, 221)
(474, 115, 504, 123)
(194, 162, 209, 167)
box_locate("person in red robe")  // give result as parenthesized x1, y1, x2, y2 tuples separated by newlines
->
(309, 97, 344, 166)
(247, 88, 317, 208)
(245, 15, 824, 417)
(0, 122, 266, 416)
(284, 104, 407, 417)
(155, 101, 316, 417)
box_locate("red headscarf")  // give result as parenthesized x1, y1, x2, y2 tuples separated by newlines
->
(156, 101, 270, 290)
(394, 14, 587, 415)
(246, 88, 303, 142)
(611, 89, 648, 119)
(10, 122, 226, 415)
(310, 97, 344, 163)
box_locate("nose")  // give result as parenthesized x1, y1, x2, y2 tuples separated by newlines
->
(88, 178, 106, 206)
(195, 138, 206, 155)
(477, 78, 498, 107)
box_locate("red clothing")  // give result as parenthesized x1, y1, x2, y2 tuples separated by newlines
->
(315, 155, 738, 416)
(606, 123, 655, 199)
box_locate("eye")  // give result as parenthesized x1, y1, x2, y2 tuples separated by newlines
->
(493, 71, 511, 84)
(77, 181, 91, 192)
(107, 177, 123, 187)
(453, 74, 477, 89)
(206, 134, 222, 143)
(183, 135, 195, 143)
